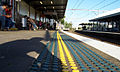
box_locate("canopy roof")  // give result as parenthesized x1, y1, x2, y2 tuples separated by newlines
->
(90, 8, 120, 21)
(25, 0, 68, 20)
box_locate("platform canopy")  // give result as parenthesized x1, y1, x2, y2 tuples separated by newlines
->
(25, 0, 68, 20)
(90, 8, 120, 22)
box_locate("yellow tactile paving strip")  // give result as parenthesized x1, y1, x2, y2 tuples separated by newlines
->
(57, 31, 79, 72)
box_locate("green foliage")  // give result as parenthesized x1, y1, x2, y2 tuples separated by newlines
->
(60, 16, 65, 25)
(61, 19, 65, 25)
(64, 21, 72, 28)
(60, 16, 72, 29)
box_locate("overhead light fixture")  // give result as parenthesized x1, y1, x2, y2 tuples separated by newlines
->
(53, 6, 54, 9)
(51, 1, 53, 4)
(40, 1, 43, 4)
(44, 7, 46, 9)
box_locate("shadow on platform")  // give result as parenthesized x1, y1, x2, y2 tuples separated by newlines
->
(0, 31, 61, 72)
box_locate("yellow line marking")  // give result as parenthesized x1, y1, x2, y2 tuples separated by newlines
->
(57, 31, 79, 71)
(57, 31, 67, 66)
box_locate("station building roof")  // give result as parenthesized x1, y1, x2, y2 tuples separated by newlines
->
(89, 8, 120, 21)
(25, 0, 68, 20)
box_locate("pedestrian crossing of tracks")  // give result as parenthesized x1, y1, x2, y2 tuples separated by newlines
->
(29, 31, 120, 72)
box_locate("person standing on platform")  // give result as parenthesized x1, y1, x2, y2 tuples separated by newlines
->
(0, 2, 8, 30)
(27, 17, 38, 30)
(38, 20, 42, 29)
(5, 5, 13, 30)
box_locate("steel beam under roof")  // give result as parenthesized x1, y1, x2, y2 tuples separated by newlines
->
(25, 0, 68, 20)
(32, 4, 66, 7)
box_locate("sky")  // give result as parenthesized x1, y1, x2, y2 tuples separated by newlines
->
(65, 0, 120, 28)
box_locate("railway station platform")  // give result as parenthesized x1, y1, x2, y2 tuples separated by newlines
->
(28, 31, 120, 72)
(0, 30, 120, 72)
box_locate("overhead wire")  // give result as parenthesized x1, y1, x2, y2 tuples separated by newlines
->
(79, 0, 107, 17)
(65, 0, 79, 19)
(69, 0, 106, 21)
(80, 0, 119, 23)
(74, 0, 85, 9)
(99, 0, 119, 9)
(66, 0, 119, 24)
(90, 0, 106, 9)
(72, 0, 79, 9)
(67, 0, 85, 18)
(66, 0, 85, 21)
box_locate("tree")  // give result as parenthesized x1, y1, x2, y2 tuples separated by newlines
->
(61, 19, 65, 25)
(69, 22, 72, 29)
(64, 21, 72, 29)
(64, 21, 68, 28)
(60, 16, 65, 25)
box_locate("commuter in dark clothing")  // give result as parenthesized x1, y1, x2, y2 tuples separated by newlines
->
(5, 5, 13, 29)
(0, 2, 8, 30)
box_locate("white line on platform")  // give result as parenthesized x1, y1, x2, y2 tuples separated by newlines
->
(62, 31, 120, 61)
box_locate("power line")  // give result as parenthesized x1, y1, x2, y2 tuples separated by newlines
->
(89, 0, 106, 16)
(90, 0, 106, 9)
(74, 0, 85, 9)
(80, 0, 119, 23)
(99, 0, 119, 9)
(66, 0, 119, 24)
(72, 0, 79, 9)
(67, 0, 85, 19)
(79, 0, 119, 23)
(70, 0, 106, 18)
(65, 0, 79, 19)
(67, 9, 108, 12)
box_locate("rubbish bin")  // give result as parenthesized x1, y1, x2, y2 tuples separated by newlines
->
(22, 17, 27, 29)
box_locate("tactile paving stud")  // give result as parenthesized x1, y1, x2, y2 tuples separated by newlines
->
(89, 67, 96, 70)
(42, 65, 49, 68)
(70, 64, 76, 66)
(62, 63, 67, 66)
(71, 67, 78, 70)
(92, 70, 99, 72)
(62, 66, 69, 69)
(82, 70, 89, 72)
(53, 63, 58, 65)
(99, 67, 106, 71)
(32, 64, 38, 67)
(31, 67, 38, 70)
(41, 67, 49, 71)
(52, 68, 59, 72)
(69, 61, 75, 64)
(102, 71, 109, 72)
(80, 67, 87, 70)
(72, 69, 79, 72)
(87, 65, 93, 67)
(69, 59, 74, 61)
(62, 69, 69, 72)
(108, 68, 114, 71)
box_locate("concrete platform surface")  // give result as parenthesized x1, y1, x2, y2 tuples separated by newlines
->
(0, 30, 54, 72)
(62, 31, 120, 61)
